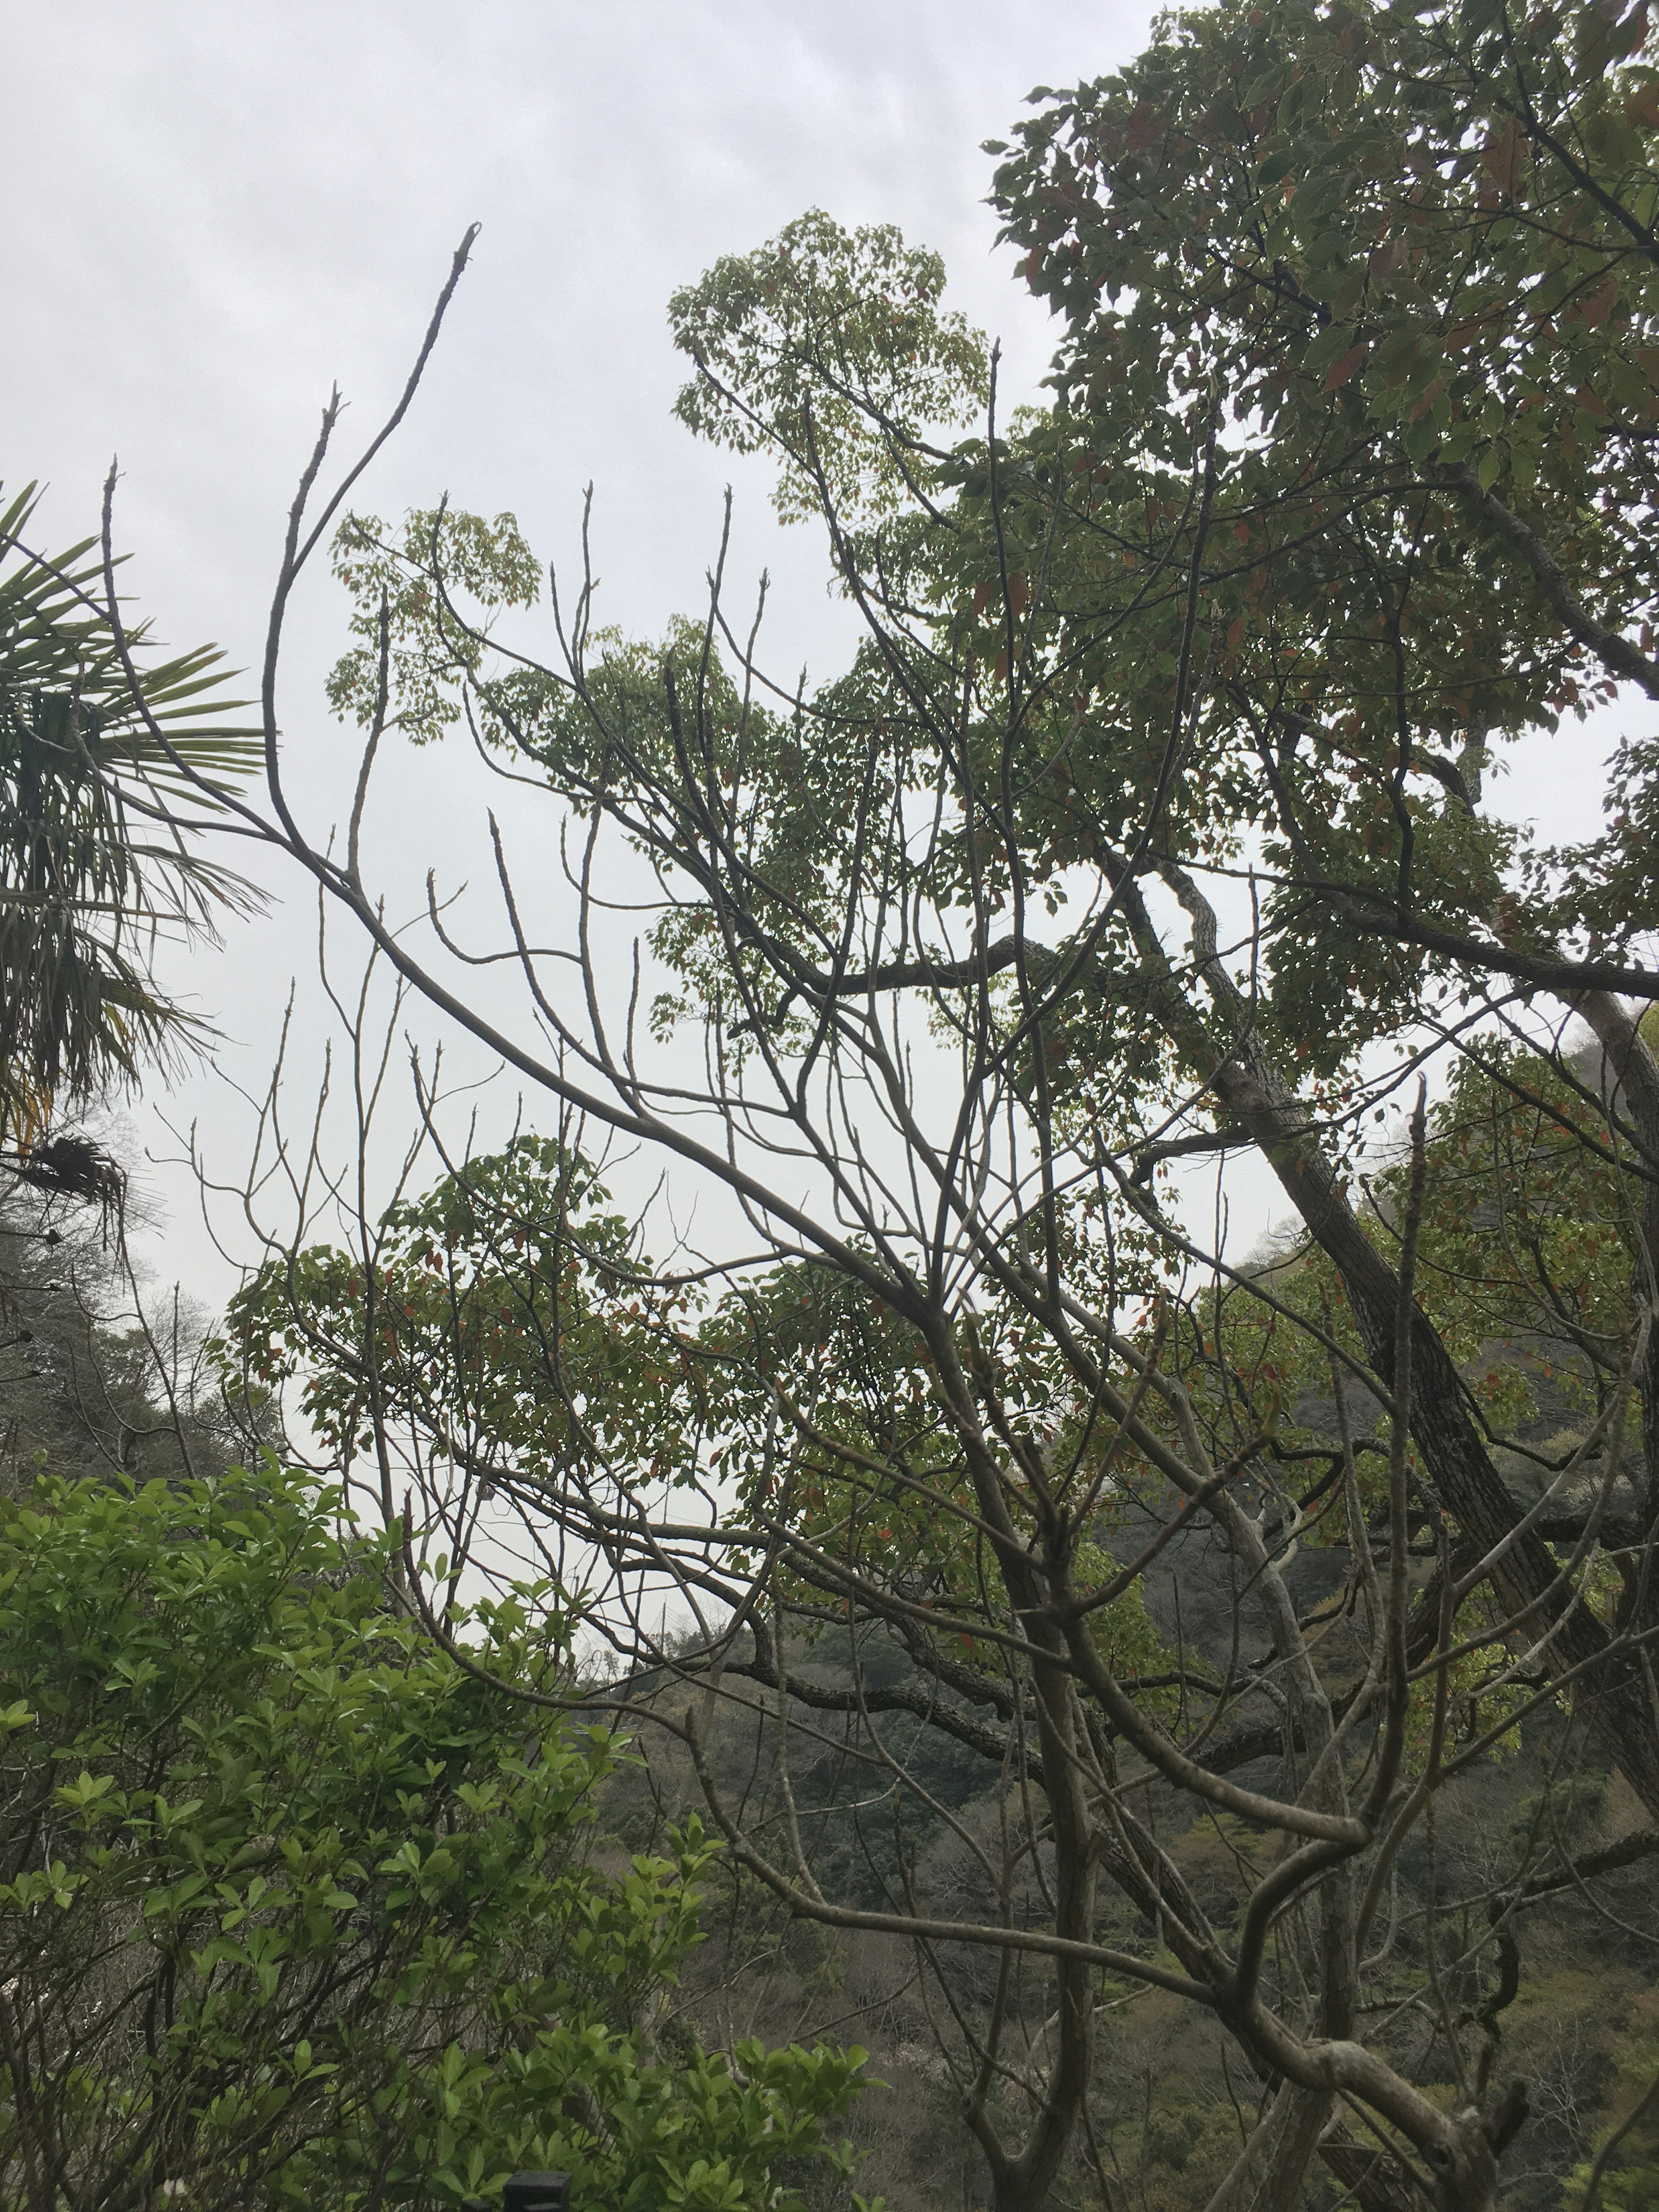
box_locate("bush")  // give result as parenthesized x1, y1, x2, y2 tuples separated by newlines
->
(0, 1462, 872, 2210)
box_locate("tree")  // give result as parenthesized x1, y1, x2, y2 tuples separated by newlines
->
(982, 0, 1659, 1638)
(0, 1456, 874, 2212)
(70, 3, 1659, 2201)
(0, 480, 258, 1177)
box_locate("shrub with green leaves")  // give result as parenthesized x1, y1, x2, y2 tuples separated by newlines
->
(0, 1462, 873, 2210)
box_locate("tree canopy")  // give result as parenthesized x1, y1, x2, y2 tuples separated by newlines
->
(29, 0, 1659, 2205)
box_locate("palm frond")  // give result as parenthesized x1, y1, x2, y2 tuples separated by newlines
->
(0, 480, 264, 1141)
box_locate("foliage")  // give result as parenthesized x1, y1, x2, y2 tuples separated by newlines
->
(224, 1146, 1178, 1719)
(0, 1459, 874, 2210)
(0, 483, 258, 1145)
(668, 210, 988, 526)
(985, 0, 1659, 1027)
(326, 507, 540, 748)
(645, 0, 1659, 1085)
(219, 1136, 705, 1519)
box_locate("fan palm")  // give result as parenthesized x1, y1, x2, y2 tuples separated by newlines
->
(0, 481, 261, 1150)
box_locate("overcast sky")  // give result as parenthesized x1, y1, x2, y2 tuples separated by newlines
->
(10, 2, 1124, 678)
(6, 2, 1149, 1282)
(4, 1, 1632, 1303)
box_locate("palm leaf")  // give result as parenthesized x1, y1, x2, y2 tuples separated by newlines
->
(0, 481, 263, 1140)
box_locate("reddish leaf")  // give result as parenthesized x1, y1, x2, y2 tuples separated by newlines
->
(1579, 276, 1619, 330)
(1481, 118, 1527, 198)
(1408, 376, 1448, 423)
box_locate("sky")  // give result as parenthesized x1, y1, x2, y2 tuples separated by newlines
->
(6, 1, 1144, 1289)
(8, 1, 1107, 686)
(4, 0, 1635, 1309)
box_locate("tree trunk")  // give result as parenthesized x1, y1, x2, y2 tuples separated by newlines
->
(1210, 1044, 1659, 1821)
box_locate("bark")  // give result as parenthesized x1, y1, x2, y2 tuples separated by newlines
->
(1444, 465, 1659, 704)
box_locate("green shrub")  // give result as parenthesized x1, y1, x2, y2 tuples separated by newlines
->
(0, 1462, 872, 2210)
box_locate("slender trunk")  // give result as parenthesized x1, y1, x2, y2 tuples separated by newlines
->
(941, 1351, 1101, 2212)
(985, 1623, 1098, 2212)
(1211, 1044, 1659, 1820)
(1203, 2085, 1332, 2212)
(1575, 992, 1659, 1608)
(1102, 855, 1659, 1812)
